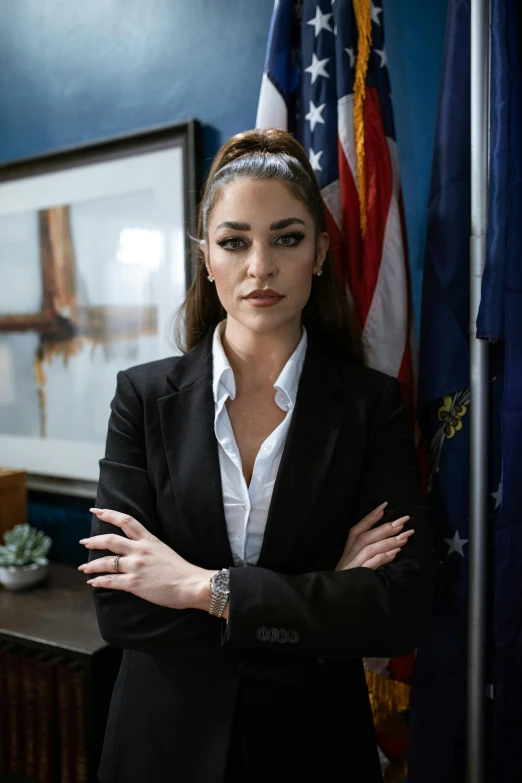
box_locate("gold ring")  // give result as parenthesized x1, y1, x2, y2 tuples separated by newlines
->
(113, 555, 121, 573)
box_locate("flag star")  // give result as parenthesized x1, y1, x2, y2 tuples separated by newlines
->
(491, 479, 502, 509)
(309, 148, 323, 171)
(305, 53, 330, 83)
(305, 100, 326, 132)
(345, 46, 356, 67)
(444, 530, 469, 557)
(375, 47, 388, 68)
(306, 6, 333, 37)
(371, 2, 383, 25)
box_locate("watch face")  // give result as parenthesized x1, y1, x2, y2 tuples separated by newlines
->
(213, 571, 229, 593)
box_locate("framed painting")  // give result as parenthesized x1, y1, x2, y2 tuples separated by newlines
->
(0, 120, 200, 496)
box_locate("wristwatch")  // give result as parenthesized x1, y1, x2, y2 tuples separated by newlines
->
(209, 568, 230, 618)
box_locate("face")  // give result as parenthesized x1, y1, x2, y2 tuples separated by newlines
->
(200, 178, 329, 336)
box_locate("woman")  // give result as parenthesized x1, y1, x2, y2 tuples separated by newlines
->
(79, 128, 436, 783)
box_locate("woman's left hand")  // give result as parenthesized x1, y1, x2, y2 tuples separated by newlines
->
(78, 508, 208, 611)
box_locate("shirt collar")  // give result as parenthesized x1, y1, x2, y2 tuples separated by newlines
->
(212, 320, 236, 406)
(211, 319, 308, 411)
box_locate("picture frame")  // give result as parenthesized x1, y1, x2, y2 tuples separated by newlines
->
(0, 119, 201, 497)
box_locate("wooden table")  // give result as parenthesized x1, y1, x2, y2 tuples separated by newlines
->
(0, 561, 122, 783)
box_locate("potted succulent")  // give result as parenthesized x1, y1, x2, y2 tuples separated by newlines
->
(0, 523, 52, 591)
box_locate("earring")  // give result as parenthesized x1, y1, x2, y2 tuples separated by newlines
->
(207, 274, 215, 282)
(315, 269, 323, 277)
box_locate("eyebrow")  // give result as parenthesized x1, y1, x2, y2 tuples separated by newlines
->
(214, 217, 306, 233)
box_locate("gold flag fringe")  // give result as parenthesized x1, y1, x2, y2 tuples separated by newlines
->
(352, 0, 372, 237)
(365, 668, 411, 783)
(364, 668, 411, 724)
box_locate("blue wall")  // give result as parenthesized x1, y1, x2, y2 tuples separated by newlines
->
(0, 0, 447, 560)
(0, 0, 275, 171)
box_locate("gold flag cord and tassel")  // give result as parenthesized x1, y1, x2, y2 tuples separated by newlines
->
(353, 6, 411, 781)
(352, 0, 372, 238)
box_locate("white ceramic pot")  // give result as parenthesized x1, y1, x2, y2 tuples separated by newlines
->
(0, 562, 48, 591)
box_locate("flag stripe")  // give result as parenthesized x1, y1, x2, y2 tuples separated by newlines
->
(256, 73, 288, 130)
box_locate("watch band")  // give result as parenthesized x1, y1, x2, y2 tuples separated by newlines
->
(209, 568, 230, 618)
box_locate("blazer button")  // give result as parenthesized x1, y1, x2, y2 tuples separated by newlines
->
(288, 629, 300, 644)
(278, 629, 289, 644)
(268, 627, 280, 643)
(256, 626, 270, 643)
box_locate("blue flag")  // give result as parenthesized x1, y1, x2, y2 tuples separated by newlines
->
(480, 0, 522, 777)
(410, 0, 502, 780)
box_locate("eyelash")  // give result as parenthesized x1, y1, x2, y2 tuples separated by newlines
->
(217, 231, 306, 251)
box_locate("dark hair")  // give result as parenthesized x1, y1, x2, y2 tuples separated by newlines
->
(174, 128, 363, 363)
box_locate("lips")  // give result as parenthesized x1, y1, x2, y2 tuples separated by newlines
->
(243, 289, 285, 308)
(244, 289, 284, 299)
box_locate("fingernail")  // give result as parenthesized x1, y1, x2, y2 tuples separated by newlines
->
(79, 539, 87, 543)
(89, 508, 103, 513)
(391, 520, 404, 528)
(388, 548, 401, 557)
(397, 530, 415, 542)
(377, 501, 388, 511)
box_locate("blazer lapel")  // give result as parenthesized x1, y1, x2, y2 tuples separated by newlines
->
(158, 329, 234, 569)
(256, 334, 349, 570)
(158, 326, 357, 572)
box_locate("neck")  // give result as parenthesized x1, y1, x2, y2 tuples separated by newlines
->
(221, 316, 303, 393)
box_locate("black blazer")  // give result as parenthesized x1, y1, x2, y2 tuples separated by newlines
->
(89, 326, 436, 783)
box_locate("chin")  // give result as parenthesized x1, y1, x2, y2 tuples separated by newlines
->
(230, 306, 302, 335)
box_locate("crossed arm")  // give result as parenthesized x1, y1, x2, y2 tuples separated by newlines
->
(83, 370, 436, 658)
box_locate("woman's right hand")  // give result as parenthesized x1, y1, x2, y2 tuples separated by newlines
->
(334, 502, 415, 572)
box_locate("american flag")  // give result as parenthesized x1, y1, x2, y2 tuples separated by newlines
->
(257, 0, 416, 415)
(257, 1, 417, 779)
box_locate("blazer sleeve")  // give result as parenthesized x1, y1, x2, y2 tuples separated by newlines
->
(222, 375, 438, 659)
(88, 370, 216, 656)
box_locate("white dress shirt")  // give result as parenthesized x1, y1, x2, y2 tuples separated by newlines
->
(211, 319, 308, 567)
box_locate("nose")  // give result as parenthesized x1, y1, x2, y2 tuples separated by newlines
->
(246, 242, 278, 281)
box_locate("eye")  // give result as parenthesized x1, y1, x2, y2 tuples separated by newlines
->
(217, 237, 246, 251)
(275, 232, 305, 246)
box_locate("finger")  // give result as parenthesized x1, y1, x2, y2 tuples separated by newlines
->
(348, 531, 415, 568)
(78, 555, 129, 575)
(86, 574, 132, 591)
(361, 548, 401, 570)
(89, 508, 149, 541)
(79, 533, 136, 554)
(343, 518, 413, 562)
(358, 501, 389, 528)
(337, 545, 401, 572)
(346, 502, 389, 541)
(359, 516, 412, 547)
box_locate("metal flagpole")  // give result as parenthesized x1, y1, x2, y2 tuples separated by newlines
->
(469, 0, 490, 779)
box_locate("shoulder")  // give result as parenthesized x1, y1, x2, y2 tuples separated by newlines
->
(333, 353, 400, 406)
(115, 355, 183, 400)
(306, 329, 398, 404)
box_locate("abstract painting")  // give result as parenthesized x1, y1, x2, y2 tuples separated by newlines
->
(0, 121, 198, 491)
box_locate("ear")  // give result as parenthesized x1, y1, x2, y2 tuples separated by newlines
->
(314, 231, 330, 274)
(199, 239, 211, 276)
